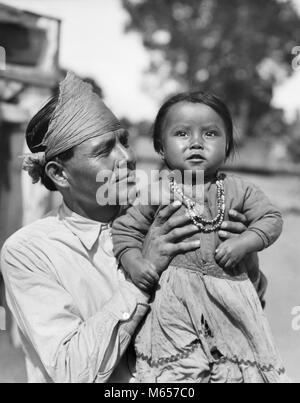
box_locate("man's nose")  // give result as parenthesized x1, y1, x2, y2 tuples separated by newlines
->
(116, 143, 136, 168)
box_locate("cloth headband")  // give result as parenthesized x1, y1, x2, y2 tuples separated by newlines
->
(23, 72, 122, 183)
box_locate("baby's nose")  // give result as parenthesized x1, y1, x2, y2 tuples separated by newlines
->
(190, 132, 204, 149)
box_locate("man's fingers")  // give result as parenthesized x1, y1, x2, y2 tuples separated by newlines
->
(144, 270, 159, 284)
(221, 220, 247, 233)
(170, 240, 201, 255)
(257, 271, 268, 300)
(165, 224, 199, 242)
(148, 270, 160, 284)
(214, 247, 224, 260)
(139, 283, 151, 293)
(162, 214, 193, 235)
(228, 210, 247, 224)
(218, 227, 239, 240)
(154, 201, 183, 227)
(138, 278, 154, 292)
(224, 260, 234, 270)
(217, 254, 228, 268)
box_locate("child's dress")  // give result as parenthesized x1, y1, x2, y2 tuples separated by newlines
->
(112, 174, 288, 383)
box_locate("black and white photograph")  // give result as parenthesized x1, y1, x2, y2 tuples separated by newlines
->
(0, 0, 300, 385)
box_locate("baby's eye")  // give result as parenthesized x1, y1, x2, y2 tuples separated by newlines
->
(204, 130, 218, 138)
(175, 130, 189, 137)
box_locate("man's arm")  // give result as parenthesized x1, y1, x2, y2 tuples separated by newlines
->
(1, 241, 149, 383)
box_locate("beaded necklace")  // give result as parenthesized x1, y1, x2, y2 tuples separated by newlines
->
(169, 175, 226, 233)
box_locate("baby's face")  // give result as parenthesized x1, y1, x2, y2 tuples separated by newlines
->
(161, 101, 227, 181)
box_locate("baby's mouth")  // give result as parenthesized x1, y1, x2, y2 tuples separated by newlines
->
(186, 154, 206, 162)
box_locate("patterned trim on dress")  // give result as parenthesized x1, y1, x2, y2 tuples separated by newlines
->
(214, 355, 286, 375)
(136, 340, 202, 369)
(136, 341, 286, 376)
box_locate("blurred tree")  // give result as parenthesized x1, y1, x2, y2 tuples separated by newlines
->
(287, 112, 300, 162)
(254, 108, 287, 139)
(122, 0, 300, 138)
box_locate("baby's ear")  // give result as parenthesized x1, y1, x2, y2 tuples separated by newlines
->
(159, 149, 165, 159)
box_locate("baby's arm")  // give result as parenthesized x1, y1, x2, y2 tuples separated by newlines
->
(215, 179, 283, 274)
(112, 204, 160, 293)
(215, 231, 264, 275)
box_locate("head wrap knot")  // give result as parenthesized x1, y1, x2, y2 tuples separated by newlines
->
(22, 152, 46, 184)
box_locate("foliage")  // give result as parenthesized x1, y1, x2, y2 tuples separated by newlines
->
(122, 0, 300, 137)
(287, 115, 300, 162)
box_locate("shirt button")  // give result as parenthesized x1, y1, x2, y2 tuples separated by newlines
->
(122, 312, 130, 321)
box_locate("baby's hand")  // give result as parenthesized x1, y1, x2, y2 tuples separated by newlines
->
(127, 258, 160, 294)
(215, 238, 247, 270)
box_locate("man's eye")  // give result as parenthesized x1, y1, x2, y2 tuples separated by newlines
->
(120, 136, 130, 148)
(95, 144, 115, 157)
(95, 149, 111, 157)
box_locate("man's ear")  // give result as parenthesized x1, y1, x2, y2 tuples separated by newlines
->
(45, 161, 69, 189)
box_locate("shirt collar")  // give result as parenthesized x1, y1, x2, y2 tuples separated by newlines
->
(59, 202, 110, 250)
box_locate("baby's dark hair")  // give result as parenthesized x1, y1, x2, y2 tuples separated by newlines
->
(26, 92, 74, 191)
(153, 91, 235, 159)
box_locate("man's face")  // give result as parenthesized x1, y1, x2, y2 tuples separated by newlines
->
(62, 129, 136, 209)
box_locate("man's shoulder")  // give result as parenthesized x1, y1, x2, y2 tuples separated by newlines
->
(2, 208, 64, 255)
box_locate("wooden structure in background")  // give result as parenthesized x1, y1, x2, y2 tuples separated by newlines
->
(0, 4, 61, 246)
(0, 3, 61, 86)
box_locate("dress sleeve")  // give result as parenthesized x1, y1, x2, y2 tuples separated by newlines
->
(1, 240, 149, 383)
(242, 181, 283, 248)
(112, 204, 159, 261)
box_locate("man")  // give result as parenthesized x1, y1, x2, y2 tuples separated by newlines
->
(0, 73, 258, 383)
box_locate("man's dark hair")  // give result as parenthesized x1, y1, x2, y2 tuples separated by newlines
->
(26, 92, 74, 192)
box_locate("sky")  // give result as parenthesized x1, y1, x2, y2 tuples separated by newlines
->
(1, 0, 300, 122)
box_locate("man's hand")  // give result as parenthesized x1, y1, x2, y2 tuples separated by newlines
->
(215, 237, 247, 270)
(126, 257, 160, 294)
(218, 209, 248, 240)
(142, 201, 201, 275)
(256, 271, 268, 307)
